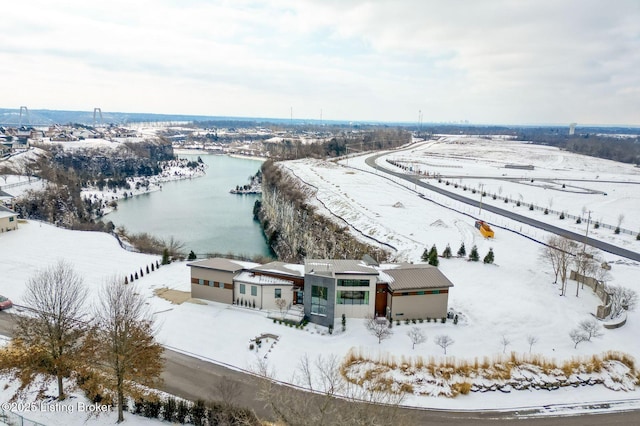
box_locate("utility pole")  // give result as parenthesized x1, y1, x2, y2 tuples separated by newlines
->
(583, 210, 592, 253)
(478, 183, 484, 214)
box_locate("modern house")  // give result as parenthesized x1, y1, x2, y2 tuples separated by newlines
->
(188, 257, 454, 327)
(0, 206, 18, 233)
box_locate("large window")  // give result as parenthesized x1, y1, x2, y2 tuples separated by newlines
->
(275, 288, 282, 299)
(251, 286, 257, 296)
(337, 279, 369, 287)
(311, 285, 328, 316)
(337, 290, 369, 305)
(239, 284, 246, 294)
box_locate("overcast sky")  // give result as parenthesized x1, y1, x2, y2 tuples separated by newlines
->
(2, 0, 638, 125)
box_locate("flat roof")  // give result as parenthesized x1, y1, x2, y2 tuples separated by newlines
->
(304, 259, 379, 276)
(251, 261, 304, 277)
(382, 265, 454, 291)
(235, 271, 294, 286)
(187, 257, 261, 273)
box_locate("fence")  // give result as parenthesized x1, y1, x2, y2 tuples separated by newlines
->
(570, 270, 611, 319)
(0, 407, 46, 426)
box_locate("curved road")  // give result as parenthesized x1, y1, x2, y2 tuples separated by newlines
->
(365, 153, 640, 262)
(2, 312, 640, 424)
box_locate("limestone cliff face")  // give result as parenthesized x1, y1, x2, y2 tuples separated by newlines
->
(256, 161, 389, 263)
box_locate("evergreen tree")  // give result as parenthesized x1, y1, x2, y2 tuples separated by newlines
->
(188, 250, 197, 261)
(442, 244, 452, 259)
(421, 247, 429, 262)
(483, 248, 495, 264)
(457, 242, 466, 257)
(428, 249, 439, 266)
(161, 248, 171, 265)
(428, 244, 438, 259)
(469, 245, 480, 261)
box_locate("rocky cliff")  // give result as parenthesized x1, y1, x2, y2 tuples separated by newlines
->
(256, 161, 389, 263)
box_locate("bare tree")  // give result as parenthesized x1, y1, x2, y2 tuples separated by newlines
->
(500, 335, 511, 354)
(526, 335, 539, 353)
(579, 319, 603, 341)
(544, 236, 575, 296)
(606, 285, 638, 319)
(259, 353, 410, 426)
(275, 297, 287, 319)
(572, 249, 597, 297)
(569, 329, 588, 348)
(88, 280, 164, 423)
(434, 335, 454, 355)
(617, 213, 625, 229)
(407, 327, 426, 349)
(15, 260, 88, 400)
(215, 375, 243, 407)
(366, 316, 393, 344)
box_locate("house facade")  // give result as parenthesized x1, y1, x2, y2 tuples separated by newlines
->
(188, 258, 260, 304)
(0, 206, 18, 233)
(188, 257, 454, 327)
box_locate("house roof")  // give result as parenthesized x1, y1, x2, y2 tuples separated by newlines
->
(382, 265, 454, 291)
(250, 261, 304, 277)
(0, 205, 18, 220)
(187, 257, 261, 273)
(304, 259, 378, 276)
(234, 271, 294, 286)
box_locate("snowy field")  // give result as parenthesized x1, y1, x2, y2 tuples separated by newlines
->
(1, 136, 640, 421)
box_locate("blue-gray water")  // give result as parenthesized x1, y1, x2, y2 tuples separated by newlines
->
(107, 154, 271, 257)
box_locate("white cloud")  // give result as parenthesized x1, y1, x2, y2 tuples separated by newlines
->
(1, 0, 638, 124)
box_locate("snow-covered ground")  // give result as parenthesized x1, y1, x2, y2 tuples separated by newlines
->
(1, 136, 640, 421)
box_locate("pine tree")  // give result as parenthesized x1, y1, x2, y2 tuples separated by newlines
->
(442, 244, 452, 259)
(421, 247, 429, 262)
(188, 250, 197, 260)
(457, 242, 466, 257)
(428, 249, 439, 266)
(428, 244, 438, 259)
(483, 248, 495, 264)
(469, 245, 479, 261)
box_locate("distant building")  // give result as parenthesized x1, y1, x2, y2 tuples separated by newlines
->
(0, 205, 18, 233)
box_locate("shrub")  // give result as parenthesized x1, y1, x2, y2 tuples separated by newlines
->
(405, 319, 410, 325)
(576, 217, 581, 224)
(162, 397, 177, 422)
(249, 343, 254, 350)
(412, 319, 417, 324)
(636, 233, 640, 240)
(191, 400, 207, 426)
(544, 208, 549, 215)
(504, 198, 508, 203)
(614, 227, 620, 234)
(441, 317, 446, 324)
(454, 314, 459, 325)
(457, 242, 466, 257)
(483, 248, 495, 264)
(469, 245, 479, 261)
(529, 204, 534, 211)
(419, 318, 424, 323)
(328, 325, 333, 334)
(427, 317, 431, 323)
(176, 400, 190, 424)
(516, 201, 521, 207)
(144, 400, 162, 419)
(396, 320, 400, 326)
(559, 212, 565, 220)
(594, 222, 600, 229)
(442, 245, 452, 258)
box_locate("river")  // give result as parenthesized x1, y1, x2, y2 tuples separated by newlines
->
(107, 154, 271, 258)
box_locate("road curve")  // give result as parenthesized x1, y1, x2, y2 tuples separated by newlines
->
(2, 312, 640, 424)
(364, 153, 640, 262)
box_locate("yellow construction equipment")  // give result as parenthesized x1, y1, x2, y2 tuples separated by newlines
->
(475, 220, 494, 238)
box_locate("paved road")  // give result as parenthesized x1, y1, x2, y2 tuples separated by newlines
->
(2, 311, 640, 424)
(365, 153, 640, 262)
